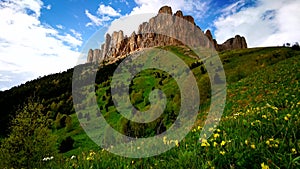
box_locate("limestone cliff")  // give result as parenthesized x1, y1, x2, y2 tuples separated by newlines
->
(87, 6, 248, 63)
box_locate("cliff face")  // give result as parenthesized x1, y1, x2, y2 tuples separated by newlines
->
(87, 6, 248, 63)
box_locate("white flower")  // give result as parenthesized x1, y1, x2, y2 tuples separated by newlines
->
(71, 155, 76, 160)
(42, 156, 54, 161)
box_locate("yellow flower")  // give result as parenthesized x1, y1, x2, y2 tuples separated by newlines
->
(291, 148, 297, 154)
(198, 126, 201, 130)
(137, 146, 140, 150)
(131, 160, 135, 164)
(86, 156, 94, 161)
(262, 115, 267, 119)
(274, 144, 278, 148)
(220, 151, 225, 155)
(163, 136, 167, 144)
(245, 140, 248, 145)
(201, 139, 210, 147)
(174, 140, 179, 147)
(216, 129, 221, 133)
(287, 114, 292, 118)
(251, 144, 256, 149)
(221, 141, 226, 146)
(209, 127, 214, 131)
(213, 133, 220, 138)
(265, 140, 270, 145)
(261, 162, 270, 169)
(269, 138, 274, 141)
(213, 142, 218, 147)
(284, 116, 289, 121)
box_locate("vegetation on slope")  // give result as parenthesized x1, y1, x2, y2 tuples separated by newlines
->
(0, 46, 299, 168)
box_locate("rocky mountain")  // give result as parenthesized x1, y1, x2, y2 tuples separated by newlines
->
(87, 6, 248, 63)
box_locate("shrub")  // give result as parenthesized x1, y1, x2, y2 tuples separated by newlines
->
(0, 100, 57, 168)
(59, 136, 74, 153)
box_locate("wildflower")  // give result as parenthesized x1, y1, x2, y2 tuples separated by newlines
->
(221, 140, 226, 146)
(192, 129, 196, 132)
(89, 151, 96, 156)
(131, 160, 135, 164)
(42, 156, 54, 162)
(174, 140, 179, 147)
(216, 129, 221, 133)
(287, 114, 292, 118)
(262, 115, 267, 119)
(291, 148, 297, 154)
(265, 140, 270, 145)
(197, 126, 201, 130)
(213, 133, 220, 138)
(163, 136, 167, 144)
(86, 156, 94, 161)
(137, 146, 140, 150)
(213, 142, 218, 147)
(251, 144, 256, 149)
(209, 127, 214, 131)
(274, 144, 278, 148)
(245, 140, 248, 145)
(71, 155, 76, 160)
(201, 139, 210, 147)
(284, 116, 289, 121)
(220, 151, 225, 155)
(261, 162, 270, 169)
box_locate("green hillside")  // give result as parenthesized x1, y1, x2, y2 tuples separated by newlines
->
(0, 46, 300, 168)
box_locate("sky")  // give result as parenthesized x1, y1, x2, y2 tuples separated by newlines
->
(0, 0, 299, 91)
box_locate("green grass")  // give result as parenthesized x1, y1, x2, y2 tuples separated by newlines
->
(43, 46, 300, 168)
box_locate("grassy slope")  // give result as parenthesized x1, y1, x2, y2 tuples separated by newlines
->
(44, 46, 300, 168)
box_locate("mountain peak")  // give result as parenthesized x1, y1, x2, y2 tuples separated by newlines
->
(87, 6, 248, 63)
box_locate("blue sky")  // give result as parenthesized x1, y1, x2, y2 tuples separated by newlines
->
(0, 0, 299, 91)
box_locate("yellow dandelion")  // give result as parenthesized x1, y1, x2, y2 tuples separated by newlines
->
(251, 144, 256, 149)
(220, 151, 226, 155)
(274, 144, 278, 148)
(201, 139, 210, 147)
(269, 138, 274, 141)
(213, 142, 218, 147)
(174, 140, 179, 147)
(265, 140, 270, 145)
(262, 115, 267, 119)
(284, 116, 289, 121)
(245, 140, 248, 145)
(213, 133, 220, 138)
(216, 129, 221, 133)
(131, 160, 135, 164)
(221, 140, 226, 146)
(261, 162, 270, 169)
(291, 148, 297, 154)
(287, 114, 292, 118)
(198, 126, 201, 130)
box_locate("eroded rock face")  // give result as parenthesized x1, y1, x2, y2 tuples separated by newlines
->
(87, 5, 248, 63)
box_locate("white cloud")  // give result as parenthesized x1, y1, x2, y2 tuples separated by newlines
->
(97, 4, 121, 17)
(56, 24, 64, 29)
(106, 0, 210, 37)
(70, 29, 82, 40)
(85, 9, 111, 27)
(45, 4, 51, 10)
(0, 0, 82, 90)
(130, 0, 210, 19)
(214, 0, 300, 47)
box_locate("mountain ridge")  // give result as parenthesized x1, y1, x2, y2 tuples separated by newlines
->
(87, 6, 248, 63)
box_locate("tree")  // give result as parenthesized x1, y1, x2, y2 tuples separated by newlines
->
(292, 42, 300, 50)
(0, 100, 58, 168)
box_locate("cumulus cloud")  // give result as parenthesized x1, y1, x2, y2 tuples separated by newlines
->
(214, 0, 300, 47)
(85, 4, 121, 27)
(97, 4, 121, 17)
(0, 0, 82, 90)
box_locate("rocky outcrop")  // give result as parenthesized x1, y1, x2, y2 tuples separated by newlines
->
(217, 35, 247, 51)
(87, 6, 248, 63)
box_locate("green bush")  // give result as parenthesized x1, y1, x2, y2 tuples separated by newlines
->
(0, 100, 57, 168)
